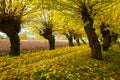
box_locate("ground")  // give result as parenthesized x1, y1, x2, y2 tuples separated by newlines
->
(0, 45, 120, 79)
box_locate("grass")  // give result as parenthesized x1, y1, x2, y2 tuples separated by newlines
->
(0, 44, 120, 80)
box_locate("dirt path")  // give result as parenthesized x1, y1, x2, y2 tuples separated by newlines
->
(0, 40, 68, 56)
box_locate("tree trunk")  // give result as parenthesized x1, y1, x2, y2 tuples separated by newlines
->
(2, 23, 20, 56)
(102, 33, 111, 51)
(100, 23, 119, 50)
(82, 7, 102, 60)
(7, 32, 20, 56)
(41, 26, 55, 50)
(47, 35, 55, 50)
(100, 23, 111, 51)
(0, 14, 21, 56)
(64, 32, 74, 47)
(66, 31, 74, 47)
(74, 34, 80, 46)
(76, 38, 80, 46)
(68, 36, 74, 47)
(110, 33, 118, 45)
(84, 26, 102, 60)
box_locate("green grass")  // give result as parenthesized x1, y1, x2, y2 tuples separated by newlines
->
(0, 44, 120, 80)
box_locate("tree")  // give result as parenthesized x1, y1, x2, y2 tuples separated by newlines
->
(28, 9, 57, 50)
(51, 0, 98, 60)
(100, 22, 112, 51)
(63, 29, 75, 47)
(60, 12, 87, 46)
(38, 1, 86, 47)
(95, 2, 120, 51)
(39, 20, 55, 50)
(0, 0, 39, 56)
(59, 17, 84, 47)
(51, 0, 120, 60)
(74, 28, 83, 46)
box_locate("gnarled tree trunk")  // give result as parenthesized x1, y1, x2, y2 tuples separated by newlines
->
(7, 32, 20, 56)
(84, 25, 102, 60)
(1, 23, 20, 56)
(64, 31, 74, 47)
(41, 27, 55, 50)
(74, 34, 80, 46)
(43, 34, 55, 50)
(102, 31, 111, 51)
(82, 7, 102, 60)
(40, 21, 55, 50)
(68, 35, 74, 47)
(100, 23, 111, 51)
(111, 33, 118, 45)
(76, 39, 80, 46)
(47, 34, 55, 50)
(100, 23, 119, 51)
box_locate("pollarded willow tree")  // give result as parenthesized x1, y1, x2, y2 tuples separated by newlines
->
(51, 0, 119, 60)
(62, 19, 85, 47)
(26, 0, 61, 50)
(74, 28, 85, 46)
(39, 18, 55, 50)
(62, 18, 76, 47)
(28, 10, 57, 50)
(95, 2, 120, 51)
(63, 29, 75, 47)
(53, 11, 86, 47)
(0, 0, 39, 56)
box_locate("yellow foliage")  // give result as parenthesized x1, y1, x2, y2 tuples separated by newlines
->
(0, 45, 120, 79)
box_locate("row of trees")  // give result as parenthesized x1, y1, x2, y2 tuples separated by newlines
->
(0, 0, 120, 60)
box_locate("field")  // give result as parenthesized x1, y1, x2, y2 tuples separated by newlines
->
(0, 44, 120, 80)
(0, 40, 69, 56)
